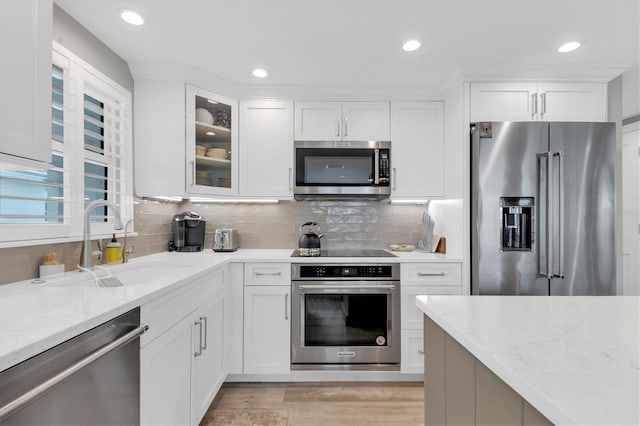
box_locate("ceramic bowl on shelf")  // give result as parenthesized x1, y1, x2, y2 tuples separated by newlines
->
(206, 148, 229, 159)
(195, 145, 207, 156)
(195, 108, 214, 125)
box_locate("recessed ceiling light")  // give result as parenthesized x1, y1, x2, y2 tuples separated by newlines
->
(558, 41, 581, 53)
(402, 40, 421, 52)
(207, 99, 218, 104)
(252, 68, 268, 78)
(205, 131, 216, 136)
(120, 10, 144, 26)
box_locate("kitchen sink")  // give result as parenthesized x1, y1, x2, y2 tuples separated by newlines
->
(42, 261, 196, 288)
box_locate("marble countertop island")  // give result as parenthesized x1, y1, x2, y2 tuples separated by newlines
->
(416, 295, 640, 426)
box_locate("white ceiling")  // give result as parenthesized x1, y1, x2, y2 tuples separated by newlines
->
(55, 0, 639, 91)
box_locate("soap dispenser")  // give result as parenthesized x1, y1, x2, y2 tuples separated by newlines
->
(106, 234, 122, 264)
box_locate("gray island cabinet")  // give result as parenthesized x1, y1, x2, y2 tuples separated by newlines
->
(424, 315, 552, 425)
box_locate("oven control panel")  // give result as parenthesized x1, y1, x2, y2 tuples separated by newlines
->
(293, 264, 399, 280)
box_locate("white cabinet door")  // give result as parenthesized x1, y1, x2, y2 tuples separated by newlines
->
(134, 81, 186, 197)
(342, 102, 390, 141)
(401, 329, 425, 374)
(470, 82, 606, 122)
(470, 82, 537, 122)
(537, 83, 606, 122)
(141, 310, 197, 426)
(391, 102, 444, 198)
(194, 291, 226, 422)
(0, 0, 51, 163)
(294, 101, 342, 141)
(239, 100, 294, 197)
(243, 285, 291, 374)
(294, 101, 390, 141)
(186, 85, 239, 196)
(401, 285, 462, 330)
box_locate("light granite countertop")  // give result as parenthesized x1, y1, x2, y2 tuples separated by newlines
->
(0, 248, 461, 372)
(416, 295, 640, 426)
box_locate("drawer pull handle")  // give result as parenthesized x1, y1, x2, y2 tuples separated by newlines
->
(255, 272, 282, 276)
(418, 272, 445, 277)
(418, 350, 425, 355)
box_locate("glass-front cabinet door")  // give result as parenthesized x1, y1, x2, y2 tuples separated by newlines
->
(185, 85, 238, 196)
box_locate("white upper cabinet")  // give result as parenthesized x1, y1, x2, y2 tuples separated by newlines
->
(470, 82, 606, 122)
(535, 83, 606, 122)
(134, 81, 186, 197)
(390, 102, 445, 198)
(0, 0, 52, 164)
(186, 85, 239, 196)
(294, 101, 390, 141)
(341, 102, 390, 141)
(239, 100, 294, 198)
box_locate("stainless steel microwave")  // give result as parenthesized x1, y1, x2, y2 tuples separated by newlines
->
(293, 141, 391, 200)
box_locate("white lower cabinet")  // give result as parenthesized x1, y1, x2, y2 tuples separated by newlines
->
(401, 329, 425, 374)
(243, 285, 291, 374)
(400, 262, 462, 374)
(141, 310, 198, 426)
(194, 290, 226, 420)
(140, 267, 228, 425)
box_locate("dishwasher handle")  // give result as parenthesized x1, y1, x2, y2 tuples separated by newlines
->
(0, 324, 148, 422)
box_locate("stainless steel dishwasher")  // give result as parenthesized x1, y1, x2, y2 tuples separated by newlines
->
(0, 307, 147, 425)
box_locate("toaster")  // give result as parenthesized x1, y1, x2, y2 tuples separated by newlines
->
(213, 228, 238, 252)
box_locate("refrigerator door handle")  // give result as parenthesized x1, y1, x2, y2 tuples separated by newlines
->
(541, 151, 554, 279)
(556, 151, 565, 279)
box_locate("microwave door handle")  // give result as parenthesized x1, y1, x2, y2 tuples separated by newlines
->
(374, 149, 380, 184)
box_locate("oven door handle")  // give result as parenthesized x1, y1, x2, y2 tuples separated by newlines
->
(297, 284, 397, 290)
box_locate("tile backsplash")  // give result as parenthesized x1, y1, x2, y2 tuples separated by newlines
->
(0, 198, 463, 285)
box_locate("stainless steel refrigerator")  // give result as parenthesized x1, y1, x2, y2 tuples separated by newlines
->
(471, 121, 616, 295)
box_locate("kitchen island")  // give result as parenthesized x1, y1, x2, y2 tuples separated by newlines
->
(416, 295, 640, 426)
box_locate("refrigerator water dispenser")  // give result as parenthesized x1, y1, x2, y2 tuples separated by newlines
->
(500, 197, 534, 251)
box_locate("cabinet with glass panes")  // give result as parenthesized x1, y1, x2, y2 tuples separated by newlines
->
(185, 85, 238, 195)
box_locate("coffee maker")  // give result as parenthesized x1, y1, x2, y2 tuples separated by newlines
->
(169, 211, 206, 252)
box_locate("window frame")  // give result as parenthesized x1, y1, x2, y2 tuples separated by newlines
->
(0, 42, 133, 245)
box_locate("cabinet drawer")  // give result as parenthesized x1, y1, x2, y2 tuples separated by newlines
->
(401, 329, 424, 374)
(401, 285, 462, 330)
(141, 268, 226, 346)
(401, 263, 462, 286)
(244, 263, 290, 286)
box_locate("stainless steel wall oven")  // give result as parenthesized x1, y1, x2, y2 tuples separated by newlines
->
(291, 263, 400, 370)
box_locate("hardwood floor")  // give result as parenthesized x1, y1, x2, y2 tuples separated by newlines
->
(200, 382, 424, 426)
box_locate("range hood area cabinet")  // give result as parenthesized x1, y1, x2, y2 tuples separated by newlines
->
(469, 82, 606, 122)
(0, 0, 52, 166)
(294, 101, 390, 141)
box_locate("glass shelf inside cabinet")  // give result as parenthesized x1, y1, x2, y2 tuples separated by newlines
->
(193, 94, 232, 189)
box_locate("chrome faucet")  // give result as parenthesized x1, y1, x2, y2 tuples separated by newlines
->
(79, 200, 124, 269)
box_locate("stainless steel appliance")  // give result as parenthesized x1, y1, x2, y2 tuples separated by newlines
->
(169, 211, 206, 252)
(291, 262, 400, 370)
(471, 121, 616, 295)
(0, 308, 147, 425)
(213, 228, 238, 252)
(294, 140, 391, 200)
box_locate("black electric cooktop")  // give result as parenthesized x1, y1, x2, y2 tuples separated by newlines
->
(290, 248, 396, 258)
